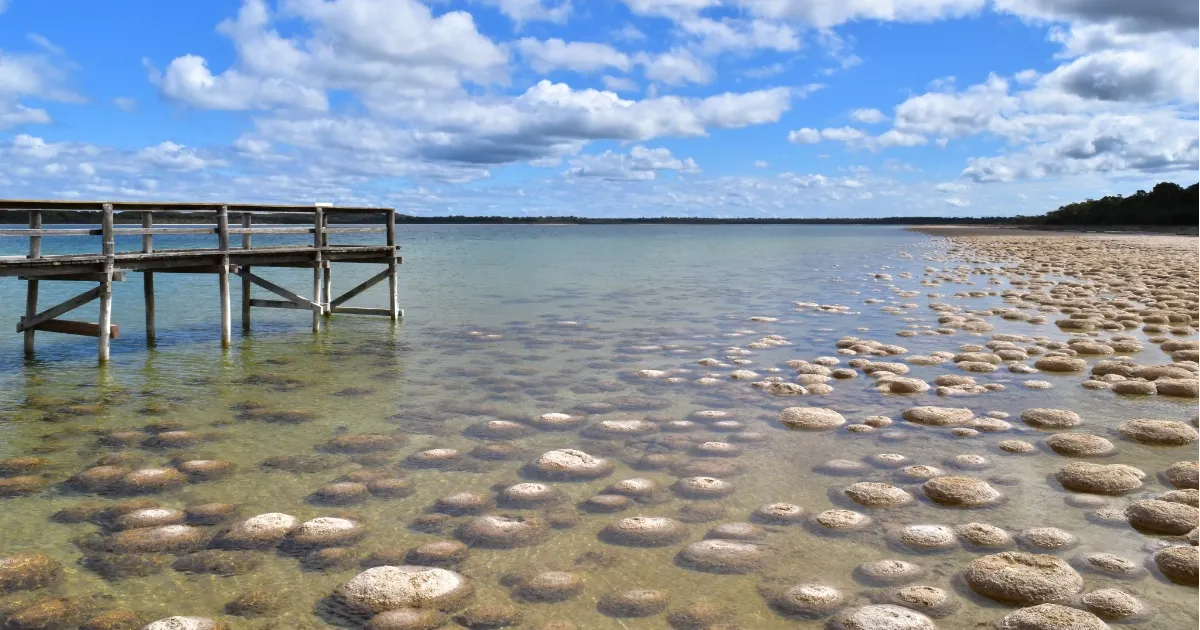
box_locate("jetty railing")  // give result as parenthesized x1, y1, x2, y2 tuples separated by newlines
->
(0, 200, 402, 362)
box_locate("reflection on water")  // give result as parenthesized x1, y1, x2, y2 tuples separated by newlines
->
(0, 226, 1195, 629)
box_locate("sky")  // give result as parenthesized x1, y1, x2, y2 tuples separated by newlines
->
(0, 0, 1196, 217)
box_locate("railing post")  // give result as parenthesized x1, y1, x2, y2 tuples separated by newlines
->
(386, 209, 398, 320)
(312, 208, 324, 332)
(241, 213, 251, 332)
(97, 203, 115, 362)
(142, 212, 155, 346)
(217, 205, 231, 348)
(23, 210, 42, 355)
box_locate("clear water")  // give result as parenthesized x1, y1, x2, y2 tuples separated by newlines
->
(0, 225, 1195, 629)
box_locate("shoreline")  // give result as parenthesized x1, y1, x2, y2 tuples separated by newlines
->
(908, 224, 1199, 237)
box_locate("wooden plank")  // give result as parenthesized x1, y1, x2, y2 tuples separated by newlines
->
(34, 319, 119, 339)
(249, 298, 309, 310)
(331, 306, 395, 316)
(227, 226, 313, 235)
(18, 285, 102, 332)
(19, 272, 127, 282)
(0, 228, 96, 236)
(324, 227, 386, 234)
(328, 267, 391, 308)
(0, 199, 393, 213)
(236, 269, 318, 308)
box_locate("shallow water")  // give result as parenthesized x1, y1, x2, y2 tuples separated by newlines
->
(0, 225, 1195, 629)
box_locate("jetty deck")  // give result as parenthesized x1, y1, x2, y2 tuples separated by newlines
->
(0, 200, 402, 362)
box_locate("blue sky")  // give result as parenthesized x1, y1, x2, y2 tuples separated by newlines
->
(0, 0, 1196, 217)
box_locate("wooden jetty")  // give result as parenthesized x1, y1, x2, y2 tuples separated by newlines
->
(0, 200, 402, 362)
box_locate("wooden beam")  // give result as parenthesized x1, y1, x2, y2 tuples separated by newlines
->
(0, 228, 96, 236)
(143, 213, 154, 346)
(98, 203, 115, 363)
(17, 285, 102, 332)
(24, 210, 41, 354)
(235, 269, 318, 308)
(328, 267, 391, 308)
(249, 298, 309, 310)
(34, 319, 119, 339)
(330, 306, 395, 316)
(18, 272, 127, 282)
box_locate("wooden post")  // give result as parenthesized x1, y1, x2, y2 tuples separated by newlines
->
(217, 205, 231, 348)
(142, 212, 155, 345)
(312, 208, 323, 332)
(23, 210, 42, 355)
(98, 203, 115, 362)
(321, 213, 331, 316)
(241, 213, 251, 332)
(386, 209, 399, 320)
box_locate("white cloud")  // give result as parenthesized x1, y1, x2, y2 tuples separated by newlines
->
(753, 159, 769, 168)
(744, 63, 786, 79)
(565, 145, 699, 180)
(944, 196, 970, 207)
(137, 141, 226, 171)
(935, 181, 968, 192)
(735, 0, 988, 28)
(478, 0, 571, 26)
(0, 43, 82, 129)
(156, 0, 507, 114)
(677, 16, 801, 55)
(26, 34, 65, 56)
(514, 38, 631, 73)
(113, 97, 138, 112)
(638, 48, 714, 85)
(820, 126, 867, 141)
(850, 107, 888, 124)
(787, 127, 821, 144)
(602, 75, 639, 92)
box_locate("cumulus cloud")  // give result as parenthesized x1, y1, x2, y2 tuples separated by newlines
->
(638, 48, 714, 85)
(514, 38, 631, 73)
(477, 0, 571, 26)
(787, 128, 820, 144)
(944, 196, 969, 207)
(565, 145, 699, 180)
(159, 55, 328, 111)
(850, 108, 888, 124)
(734, 0, 988, 28)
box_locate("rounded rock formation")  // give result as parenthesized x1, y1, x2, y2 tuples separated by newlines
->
(597, 588, 670, 618)
(676, 539, 764, 574)
(769, 583, 844, 616)
(220, 513, 298, 549)
(964, 552, 1083, 605)
(845, 482, 913, 507)
(855, 559, 924, 585)
(455, 514, 550, 548)
(1055, 462, 1145, 495)
(1021, 409, 1083, 430)
(779, 407, 846, 430)
(902, 406, 973, 427)
(529, 450, 615, 480)
(1165, 461, 1199, 489)
(1045, 434, 1115, 457)
(922, 476, 1001, 507)
(600, 516, 688, 547)
(515, 571, 584, 603)
(333, 566, 473, 614)
(751, 502, 805, 524)
(992, 604, 1106, 630)
(1153, 545, 1198, 585)
(1118, 419, 1198, 446)
(1125, 499, 1198, 534)
(828, 604, 936, 630)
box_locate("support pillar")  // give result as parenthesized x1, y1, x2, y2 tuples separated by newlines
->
(23, 210, 41, 356)
(98, 203, 114, 363)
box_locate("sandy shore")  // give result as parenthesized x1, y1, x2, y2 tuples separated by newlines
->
(908, 225, 1198, 237)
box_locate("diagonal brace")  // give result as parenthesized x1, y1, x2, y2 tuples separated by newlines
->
(329, 267, 391, 309)
(17, 285, 102, 332)
(235, 268, 319, 311)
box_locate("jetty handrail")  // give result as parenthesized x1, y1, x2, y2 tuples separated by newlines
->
(0, 201, 395, 258)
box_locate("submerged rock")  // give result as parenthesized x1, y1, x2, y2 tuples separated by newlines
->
(965, 552, 1082, 605)
(597, 588, 670, 618)
(828, 604, 936, 630)
(778, 407, 845, 430)
(333, 566, 474, 614)
(1055, 462, 1145, 495)
(529, 449, 614, 480)
(992, 604, 1106, 630)
(0, 552, 62, 593)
